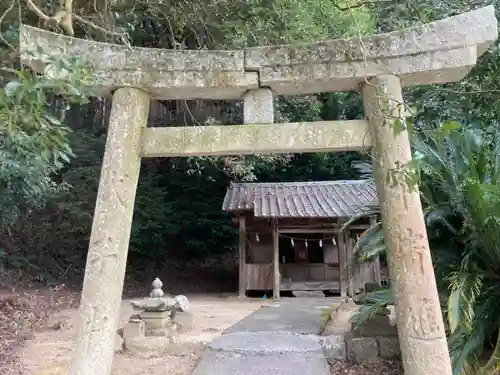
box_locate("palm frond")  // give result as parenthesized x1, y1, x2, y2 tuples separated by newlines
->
(351, 161, 374, 180)
(350, 287, 393, 328)
(449, 325, 486, 375)
(349, 222, 386, 274)
(491, 126, 500, 184)
(350, 124, 500, 374)
(449, 293, 499, 375)
(340, 205, 380, 233)
(424, 205, 459, 235)
(446, 270, 483, 334)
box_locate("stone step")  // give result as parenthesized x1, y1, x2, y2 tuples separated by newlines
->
(191, 350, 330, 375)
(192, 332, 330, 375)
(208, 332, 323, 355)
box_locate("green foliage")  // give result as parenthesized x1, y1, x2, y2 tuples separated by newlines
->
(116, 0, 374, 50)
(349, 124, 500, 374)
(372, 0, 497, 32)
(0, 52, 93, 228)
(348, 12, 500, 371)
(213, 0, 374, 47)
(276, 95, 323, 123)
(416, 126, 500, 374)
(373, 0, 500, 128)
(351, 288, 393, 329)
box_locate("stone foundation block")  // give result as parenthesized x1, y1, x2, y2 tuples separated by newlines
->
(123, 320, 145, 339)
(140, 310, 171, 319)
(147, 326, 178, 337)
(321, 335, 346, 360)
(352, 315, 398, 337)
(377, 336, 401, 358)
(129, 313, 141, 321)
(124, 336, 176, 358)
(364, 282, 380, 293)
(292, 291, 325, 298)
(346, 336, 379, 364)
(142, 317, 171, 330)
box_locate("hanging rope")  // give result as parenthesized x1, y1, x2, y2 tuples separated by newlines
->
(247, 231, 339, 241)
(245, 230, 362, 247)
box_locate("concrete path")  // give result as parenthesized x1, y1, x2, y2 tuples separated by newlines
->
(191, 298, 340, 375)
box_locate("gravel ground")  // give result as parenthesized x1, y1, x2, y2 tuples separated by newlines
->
(14, 294, 265, 375)
(0, 285, 78, 375)
(329, 359, 403, 375)
(1, 286, 405, 375)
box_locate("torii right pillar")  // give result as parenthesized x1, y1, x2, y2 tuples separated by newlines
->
(362, 74, 452, 375)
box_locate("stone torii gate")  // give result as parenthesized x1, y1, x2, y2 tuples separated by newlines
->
(20, 6, 497, 375)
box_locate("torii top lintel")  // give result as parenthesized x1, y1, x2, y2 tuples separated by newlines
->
(20, 6, 497, 100)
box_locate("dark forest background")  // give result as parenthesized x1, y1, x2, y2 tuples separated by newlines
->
(1, 0, 499, 293)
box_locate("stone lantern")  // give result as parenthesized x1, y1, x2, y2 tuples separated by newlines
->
(119, 278, 192, 356)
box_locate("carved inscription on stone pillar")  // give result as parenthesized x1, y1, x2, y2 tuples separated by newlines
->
(387, 223, 429, 278)
(88, 252, 119, 277)
(407, 297, 444, 340)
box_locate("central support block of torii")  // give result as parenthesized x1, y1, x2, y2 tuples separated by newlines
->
(19, 6, 498, 375)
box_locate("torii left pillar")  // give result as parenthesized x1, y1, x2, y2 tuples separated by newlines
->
(68, 88, 150, 375)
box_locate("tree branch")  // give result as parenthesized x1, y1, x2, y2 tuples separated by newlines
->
(25, 0, 74, 36)
(72, 14, 125, 38)
(25, 0, 127, 41)
(25, 0, 51, 21)
(73, 14, 129, 44)
(58, 0, 74, 37)
(0, 0, 16, 50)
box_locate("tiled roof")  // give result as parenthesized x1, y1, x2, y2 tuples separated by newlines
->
(222, 180, 378, 218)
